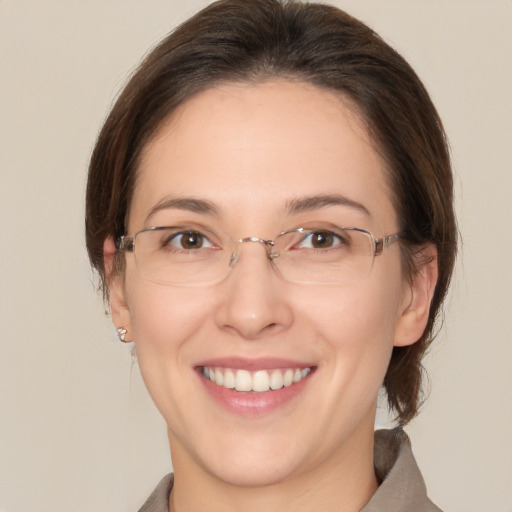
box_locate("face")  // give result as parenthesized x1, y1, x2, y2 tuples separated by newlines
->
(109, 80, 431, 487)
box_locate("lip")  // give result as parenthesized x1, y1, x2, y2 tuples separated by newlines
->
(195, 357, 316, 417)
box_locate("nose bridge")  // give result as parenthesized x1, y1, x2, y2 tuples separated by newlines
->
(217, 234, 292, 340)
(229, 236, 274, 267)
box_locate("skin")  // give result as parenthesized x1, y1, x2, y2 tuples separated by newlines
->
(106, 80, 437, 512)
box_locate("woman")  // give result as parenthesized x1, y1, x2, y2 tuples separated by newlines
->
(86, 0, 456, 510)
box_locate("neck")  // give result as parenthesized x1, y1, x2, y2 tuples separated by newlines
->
(168, 425, 378, 512)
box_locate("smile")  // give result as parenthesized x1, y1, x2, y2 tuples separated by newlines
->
(201, 366, 312, 393)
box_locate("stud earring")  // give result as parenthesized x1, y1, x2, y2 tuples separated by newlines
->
(116, 327, 128, 342)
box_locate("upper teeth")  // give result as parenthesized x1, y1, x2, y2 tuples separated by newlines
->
(202, 367, 311, 393)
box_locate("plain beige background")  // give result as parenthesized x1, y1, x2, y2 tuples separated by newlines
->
(1, 1, 511, 511)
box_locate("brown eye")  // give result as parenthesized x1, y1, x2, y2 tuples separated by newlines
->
(310, 231, 334, 248)
(297, 231, 341, 250)
(169, 231, 212, 250)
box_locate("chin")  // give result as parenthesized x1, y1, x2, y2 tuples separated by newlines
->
(204, 454, 304, 488)
(172, 424, 311, 488)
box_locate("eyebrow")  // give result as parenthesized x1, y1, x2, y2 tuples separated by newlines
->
(145, 193, 370, 224)
(285, 194, 371, 216)
(145, 196, 219, 223)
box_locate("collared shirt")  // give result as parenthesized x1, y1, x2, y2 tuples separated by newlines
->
(138, 429, 442, 512)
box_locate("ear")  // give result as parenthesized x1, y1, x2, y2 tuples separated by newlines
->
(394, 244, 438, 347)
(104, 237, 133, 342)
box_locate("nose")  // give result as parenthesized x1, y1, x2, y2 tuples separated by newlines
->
(214, 240, 294, 340)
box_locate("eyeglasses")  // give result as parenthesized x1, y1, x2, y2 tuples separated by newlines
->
(117, 225, 400, 286)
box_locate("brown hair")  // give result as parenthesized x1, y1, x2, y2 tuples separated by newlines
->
(86, 0, 457, 425)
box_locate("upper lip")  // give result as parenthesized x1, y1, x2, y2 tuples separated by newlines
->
(195, 357, 315, 371)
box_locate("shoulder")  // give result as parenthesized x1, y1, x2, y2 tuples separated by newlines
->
(362, 428, 443, 512)
(137, 474, 174, 512)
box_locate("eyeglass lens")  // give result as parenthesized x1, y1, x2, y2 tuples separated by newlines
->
(130, 227, 377, 286)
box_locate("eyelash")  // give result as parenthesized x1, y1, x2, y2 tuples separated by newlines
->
(161, 230, 215, 251)
(294, 230, 347, 250)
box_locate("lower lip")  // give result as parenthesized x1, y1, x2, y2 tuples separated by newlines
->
(198, 370, 314, 417)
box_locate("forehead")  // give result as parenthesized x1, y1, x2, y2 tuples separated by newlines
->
(130, 80, 396, 232)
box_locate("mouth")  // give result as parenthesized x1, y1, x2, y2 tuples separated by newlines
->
(200, 366, 313, 393)
(196, 358, 316, 416)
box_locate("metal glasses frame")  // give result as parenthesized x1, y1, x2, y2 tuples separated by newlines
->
(117, 226, 400, 284)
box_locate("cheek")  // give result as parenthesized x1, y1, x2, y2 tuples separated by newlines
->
(122, 276, 221, 431)
(302, 278, 403, 349)
(123, 273, 214, 378)
(296, 270, 405, 400)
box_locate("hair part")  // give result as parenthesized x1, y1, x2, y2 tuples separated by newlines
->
(86, 0, 457, 425)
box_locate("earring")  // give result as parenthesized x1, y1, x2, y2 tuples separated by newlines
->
(116, 327, 128, 342)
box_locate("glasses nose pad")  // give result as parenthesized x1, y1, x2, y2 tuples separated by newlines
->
(229, 251, 238, 267)
(229, 238, 277, 270)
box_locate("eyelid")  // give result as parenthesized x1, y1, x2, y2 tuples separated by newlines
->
(294, 229, 345, 248)
(147, 223, 223, 246)
(287, 220, 350, 233)
(280, 222, 352, 238)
